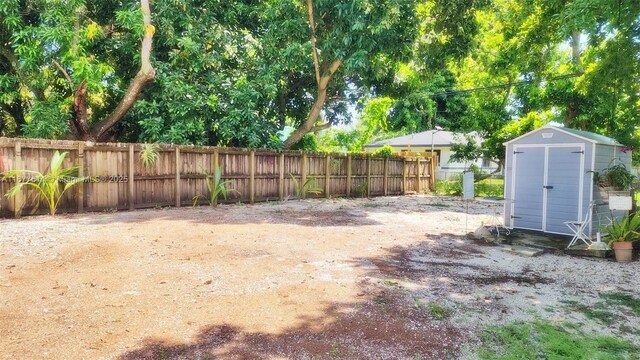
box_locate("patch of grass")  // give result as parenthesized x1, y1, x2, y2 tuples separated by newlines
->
(435, 177, 504, 197)
(414, 298, 452, 320)
(475, 178, 504, 197)
(478, 321, 639, 359)
(329, 344, 340, 357)
(364, 202, 382, 208)
(602, 292, 640, 315)
(561, 300, 617, 323)
(427, 302, 452, 320)
(384, 278, 399, 286)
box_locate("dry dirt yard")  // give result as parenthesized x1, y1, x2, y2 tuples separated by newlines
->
(1, 195, 639, 359)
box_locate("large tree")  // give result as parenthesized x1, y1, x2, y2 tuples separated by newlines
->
(0, 0, 156, 140)
(257, 0, 419, 149)
(117, 1, 282, 147)
(314, 0, 487, 151)
(446, 0, 640, 167)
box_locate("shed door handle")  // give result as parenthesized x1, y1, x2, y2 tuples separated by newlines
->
(543, 185, 554, 189)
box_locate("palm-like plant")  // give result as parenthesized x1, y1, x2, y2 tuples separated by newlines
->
(601, 214, 640, 247)
(139, 143, 159, 167)
(2, 151, 86, 215)
(291, 174, 322, 199)
(193, 166, 238, 206)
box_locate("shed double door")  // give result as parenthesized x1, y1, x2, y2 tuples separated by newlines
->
(511, 145, 584, 234)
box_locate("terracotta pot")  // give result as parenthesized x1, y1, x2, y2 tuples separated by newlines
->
(612, 241, 634, 263)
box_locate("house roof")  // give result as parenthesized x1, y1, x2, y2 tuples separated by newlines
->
(364, 130, 481, 148)
(504, 125, 623, 146)
(559, 127, 622, 145)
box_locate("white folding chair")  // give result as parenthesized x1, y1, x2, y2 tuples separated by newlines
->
(565, 201, 595, 248)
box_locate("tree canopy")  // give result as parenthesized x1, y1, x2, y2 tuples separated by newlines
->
(1, 0, 638, 162)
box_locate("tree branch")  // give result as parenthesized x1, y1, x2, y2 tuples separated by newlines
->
(306, 0, 321, 86)
(318, 59, 341, 90)
(311, 122, 331, 132)
(52, 60, 73, 88)
(88, 0, 156, 140)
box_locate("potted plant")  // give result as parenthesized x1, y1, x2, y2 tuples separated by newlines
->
(600, 214, 640, 262)
(593, 164, 636, 190)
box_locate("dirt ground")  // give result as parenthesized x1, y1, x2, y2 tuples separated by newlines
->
(1, 195, 639, 359)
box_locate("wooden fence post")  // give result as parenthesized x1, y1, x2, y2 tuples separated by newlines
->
(13, 142, 22, 218)
(300, 152, 307, 199)
(279, 153, 285, 201)
(402, 158, 407, 195)
(175, 147, 181, 207)
(383, 157, 389, 196)
(249, 150, 255, 203)
(128, 144, 135, 210)
(325, 154, 331, 198)
(416, 158, 421, 194)
(346, 154, 352, 197)
(212, 148, 219, 206)
(366, 156, 371, 197)
(77, 143, 85, 213)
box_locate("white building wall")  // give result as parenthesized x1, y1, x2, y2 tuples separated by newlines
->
(365, 145, 499, 180)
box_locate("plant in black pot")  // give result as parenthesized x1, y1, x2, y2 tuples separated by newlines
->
(594, 164, 636, 190)
(601, 214, 640, 262)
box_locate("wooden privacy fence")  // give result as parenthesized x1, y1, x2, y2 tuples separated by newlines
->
(0, 137, 436, 217)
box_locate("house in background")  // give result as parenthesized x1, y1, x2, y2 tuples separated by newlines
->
(364, 130, 498, 180)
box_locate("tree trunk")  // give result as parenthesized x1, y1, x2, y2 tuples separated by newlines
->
(1, 101, 26, 132)
(85, 0, 156, 141)
(282, 0, 338, 150)
(565, 31, 584, 130)
(71, 81, 92, 139)
(283, 60, 341, 149)
(570, 31, 584, 74)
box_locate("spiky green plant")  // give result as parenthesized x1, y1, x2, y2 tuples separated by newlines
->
(353, 181, 368, 198)
(2, 151, 87, 215)
(290, 174, 322, 199)
(192, 166, 238, 206)
(139, 143, 159, 167)
(601, 214, 640, 246)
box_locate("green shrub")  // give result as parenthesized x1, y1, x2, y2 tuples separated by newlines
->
(291, 133, 319, 151)
(436, 174, 463, 196)
(353, 181, 369, 198)
(436, 176, 504, 197)
(372, 145, 394, 157)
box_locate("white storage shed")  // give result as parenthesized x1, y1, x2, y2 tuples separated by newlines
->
(504, 126, 632, 236)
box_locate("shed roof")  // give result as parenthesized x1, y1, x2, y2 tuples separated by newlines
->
(505, 125, 623, 146)
(364, 130, 481, 148)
